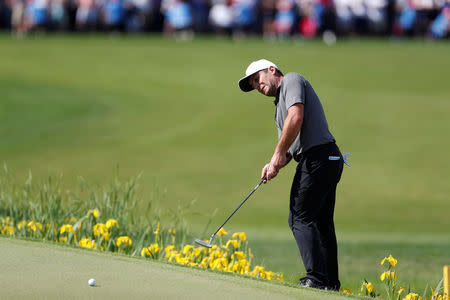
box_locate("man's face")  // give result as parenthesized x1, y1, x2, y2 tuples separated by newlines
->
(249, 67, 279, 97)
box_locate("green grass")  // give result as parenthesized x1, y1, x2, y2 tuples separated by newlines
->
(0, 237, 352, 299)
(0, 35, 449, 296)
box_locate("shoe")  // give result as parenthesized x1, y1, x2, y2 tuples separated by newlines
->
(297, 277, 328, 290)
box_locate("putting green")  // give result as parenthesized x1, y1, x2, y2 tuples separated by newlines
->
(0, 238, 351, 299)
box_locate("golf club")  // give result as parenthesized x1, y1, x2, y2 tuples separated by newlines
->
(195, 177, 266, 248)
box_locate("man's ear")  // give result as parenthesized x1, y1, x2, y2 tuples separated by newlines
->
(268, 65, 277, 74)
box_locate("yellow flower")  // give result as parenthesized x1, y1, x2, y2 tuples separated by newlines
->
(361, 282, 374, 293)
(231, 251, 246, 261)
(217, 228, 228, 236)
(93, 223, 108, 237)
(17, 220, 27, 230)
(396, 287, 406, 295)
(87, 209, 100, 218)
(251, 266, 266, 278)
(342, 288, 353, 294)
(231, 232, 247, 242)
(154, 221, 160, 235)
(169, 227, 176, 235)
(59, 224, 75, 235)
(380, 271, 390, 281)
(103, 232, 110, 241)
(59, 236, 68, 243)
(79, 238, 96, 249)
(148, 243, 160, 255)
(182, 245, 194, 255)
(165, 245, 176, 253)
(116, 236, 132, 247)
(225, 240, 239, 249)
(141, 247, 151, 257)
(381, 254, 397, 267)
(403, 292, 419, 300)
(2, 225, 16, 236)
(391, 271, 397, 280)
(106, 219, 119, 229)
(28, 221, 43, 232)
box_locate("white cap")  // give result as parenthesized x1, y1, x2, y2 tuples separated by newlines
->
(238, 59, 280, 92)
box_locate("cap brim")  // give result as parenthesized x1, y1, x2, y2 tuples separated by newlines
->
(238, 75, 254, 92)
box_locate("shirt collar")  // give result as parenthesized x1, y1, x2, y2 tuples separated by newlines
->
(274, 86, 281, 106)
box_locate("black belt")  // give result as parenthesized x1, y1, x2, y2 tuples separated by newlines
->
(294, 142, 336, 162)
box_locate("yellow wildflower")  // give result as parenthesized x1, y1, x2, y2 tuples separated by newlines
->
(169, 227, 176, 235)
(361, 282, 374, 293)
(59, 224, 75, 235)
(342, 288, 353, 294)
(17, 220, 27, 230)
(254, 266, 266, 278)
(225, 240, 239, 249)
(165, 245, 176, 253)
(141, 247, 151, 257)
(87, 209, 100, 218)
(148, 243, 160, 255)
(116, 236, 132, 247)
(103, 232, 110, 241)
(217, 228, 228, 236)
(2, 225, 16, 236)
(396, 287, 406, 295)
(106, 219, 119, 229)
(231, 251, 246, 261)
(380, 271, 390, 281)
(391, 271, 397, 280)
(28, 221, 43, 232)
(93, 223, 108, 237)
(79, 238, 96, 249)
(231, 232, 246, 242)
(403, 292, 419, 300)
(182, 245, 194, 255)
(59, 236, 68, 243)
(381, 254, 397, 267)
(154, 221, 160, 235)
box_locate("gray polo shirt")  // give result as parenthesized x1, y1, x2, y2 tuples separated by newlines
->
(275, 73, 335, 161)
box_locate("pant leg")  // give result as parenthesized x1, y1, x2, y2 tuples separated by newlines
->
(288, 143, 343, 286)
(317, 183, 340, 289)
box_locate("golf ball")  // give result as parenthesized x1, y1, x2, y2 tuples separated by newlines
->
(88, 278, 96, 287)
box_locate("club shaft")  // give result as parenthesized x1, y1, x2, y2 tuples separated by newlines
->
(210, 179, 264, 241)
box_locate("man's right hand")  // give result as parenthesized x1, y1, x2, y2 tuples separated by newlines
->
(261, 164, 270, 183)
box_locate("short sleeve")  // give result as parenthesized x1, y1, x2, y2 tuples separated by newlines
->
(283, 73, 305, 109)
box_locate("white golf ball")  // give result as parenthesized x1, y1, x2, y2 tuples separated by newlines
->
(88, 278, 96, 287)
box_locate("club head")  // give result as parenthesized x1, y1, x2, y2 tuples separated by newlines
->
(195, 239, 212, 248)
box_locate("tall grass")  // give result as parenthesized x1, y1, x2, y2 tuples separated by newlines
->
(0, 164, 188, 251)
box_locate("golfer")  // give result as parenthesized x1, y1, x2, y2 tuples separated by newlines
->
(238, 59, 344, 291)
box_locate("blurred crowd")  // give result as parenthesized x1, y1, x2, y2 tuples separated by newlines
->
(0, 0, 448, 38)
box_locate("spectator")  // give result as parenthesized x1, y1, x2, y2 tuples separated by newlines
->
(75, 0, 98, 30)
(192, 0, 210, 32)
(101, 0, 125, 31)
(162, 0, 193, 34)
(273, 0, 297, 37)
(429, 1, 449, 38)
(366, 0, 388, 34)
(1, 0, 12, 30)
(24, 0, 49, 31)
(232, 0, 258, 36)
(209, 0, 233, 35)
(49, 0, 67, 30)
(261, 0, 276, 37)
(11, 0, 26, 34)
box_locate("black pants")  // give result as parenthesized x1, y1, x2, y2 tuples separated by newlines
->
(288, 142, 344, 288)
